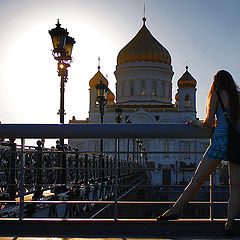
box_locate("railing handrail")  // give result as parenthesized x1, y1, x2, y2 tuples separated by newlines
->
(0, 123, 212, 139)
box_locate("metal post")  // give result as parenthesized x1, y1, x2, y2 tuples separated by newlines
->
(136, 139, 139, 163)
(84, 153, 88, 184)
(132, 138, 135, 162)
(8, 138, 16, 200)
(100, 103, 104, 154)
(61, 148, 66, 187)
(127, 138, 129, 163)
(19, 138, 25, 220)
(33, 140, 43, 200)
(101, 154, 104, 180)
(209, 173, 213, 220)
(175, 156, 178, 185)
(56, 72, 67, 192)
(114, 138, 119, 221)
(60, 73, 65, 146)
(92, 154, 96, 181)
(55, 145, 67, 193)
(99, 103, 104, 180)
(75, 150, 79, 184)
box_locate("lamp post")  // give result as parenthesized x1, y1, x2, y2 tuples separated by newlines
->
(49, 19, 75, 147)
(95, 79, 108, 152)
(96, 79, 108, 180)
(49, 20, 75, 192)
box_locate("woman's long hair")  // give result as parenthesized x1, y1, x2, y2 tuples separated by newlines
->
(207, 70, 239, 126)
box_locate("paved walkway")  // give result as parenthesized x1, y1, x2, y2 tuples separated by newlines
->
(1, 237, 240, 240)
(1, 219, 240, 240)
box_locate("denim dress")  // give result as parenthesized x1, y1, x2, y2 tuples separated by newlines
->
(204, 108, 230, 161)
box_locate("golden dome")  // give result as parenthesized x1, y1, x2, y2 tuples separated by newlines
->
(89, 70, 108, 88)
(117, 18, 171, 65)
(177, 66, 197, 88)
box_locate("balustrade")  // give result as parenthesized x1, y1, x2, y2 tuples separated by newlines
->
(0, 123, 227, 221)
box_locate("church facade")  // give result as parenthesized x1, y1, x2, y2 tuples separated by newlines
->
(68, 18, 217, 186)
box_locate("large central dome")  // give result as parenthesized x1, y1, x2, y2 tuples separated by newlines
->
(117, 18, 171, 65)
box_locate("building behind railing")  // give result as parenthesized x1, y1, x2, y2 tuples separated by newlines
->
(69, 136, 216, 187)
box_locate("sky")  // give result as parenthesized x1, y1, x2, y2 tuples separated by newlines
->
(0, 0, 240, 145)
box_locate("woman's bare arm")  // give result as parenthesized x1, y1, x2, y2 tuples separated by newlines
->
(203, 92, 218, 128)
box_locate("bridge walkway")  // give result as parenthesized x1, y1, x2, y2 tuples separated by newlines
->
(0, 219, 240, 239)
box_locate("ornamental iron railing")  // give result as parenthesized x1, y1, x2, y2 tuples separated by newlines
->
(0, 124, 229, 221)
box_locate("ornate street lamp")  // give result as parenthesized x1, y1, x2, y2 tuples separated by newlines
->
(49, 20, 75, 192)
(96, 79, 108, 125)
(49, 19, 76, 146)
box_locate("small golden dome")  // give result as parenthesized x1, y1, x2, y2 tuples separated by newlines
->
(177, 66, 197, 88)
(117, 18, 171, 65)
(89, 70, 108, 88)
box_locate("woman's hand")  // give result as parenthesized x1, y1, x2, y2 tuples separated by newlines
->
(187, 119, 205, 128)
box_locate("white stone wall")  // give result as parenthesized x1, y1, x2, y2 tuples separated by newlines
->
(68, 107, 210, 186)
(115, 62, 174, 103)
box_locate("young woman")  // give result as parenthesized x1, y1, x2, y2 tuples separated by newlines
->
(156, 70, 240, 236)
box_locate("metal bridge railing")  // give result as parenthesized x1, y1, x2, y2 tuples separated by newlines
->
(0, 123, 229, 221)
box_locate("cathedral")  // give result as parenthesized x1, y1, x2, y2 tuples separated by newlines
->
(68, 18, 215, 185)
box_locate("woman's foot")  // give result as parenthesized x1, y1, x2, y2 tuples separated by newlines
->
(224, 222, 235, 237)
(156, 209, 180, 221)
(156, 213, 179, 221)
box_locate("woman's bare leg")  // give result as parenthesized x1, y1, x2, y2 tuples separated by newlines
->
(162, 157, 220, 216)
(225, 162, 240, 230)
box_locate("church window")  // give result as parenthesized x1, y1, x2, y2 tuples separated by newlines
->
(95, 141, 100, 152)
(152, 81, 157, 96)
(185, 142, 190, 159)
(161, 81, 165, 97)
(164, 139, 169, 158)
(141, 80, 145, 96)
(130, 81, 134, 96)
(185, 95, 191, 107)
